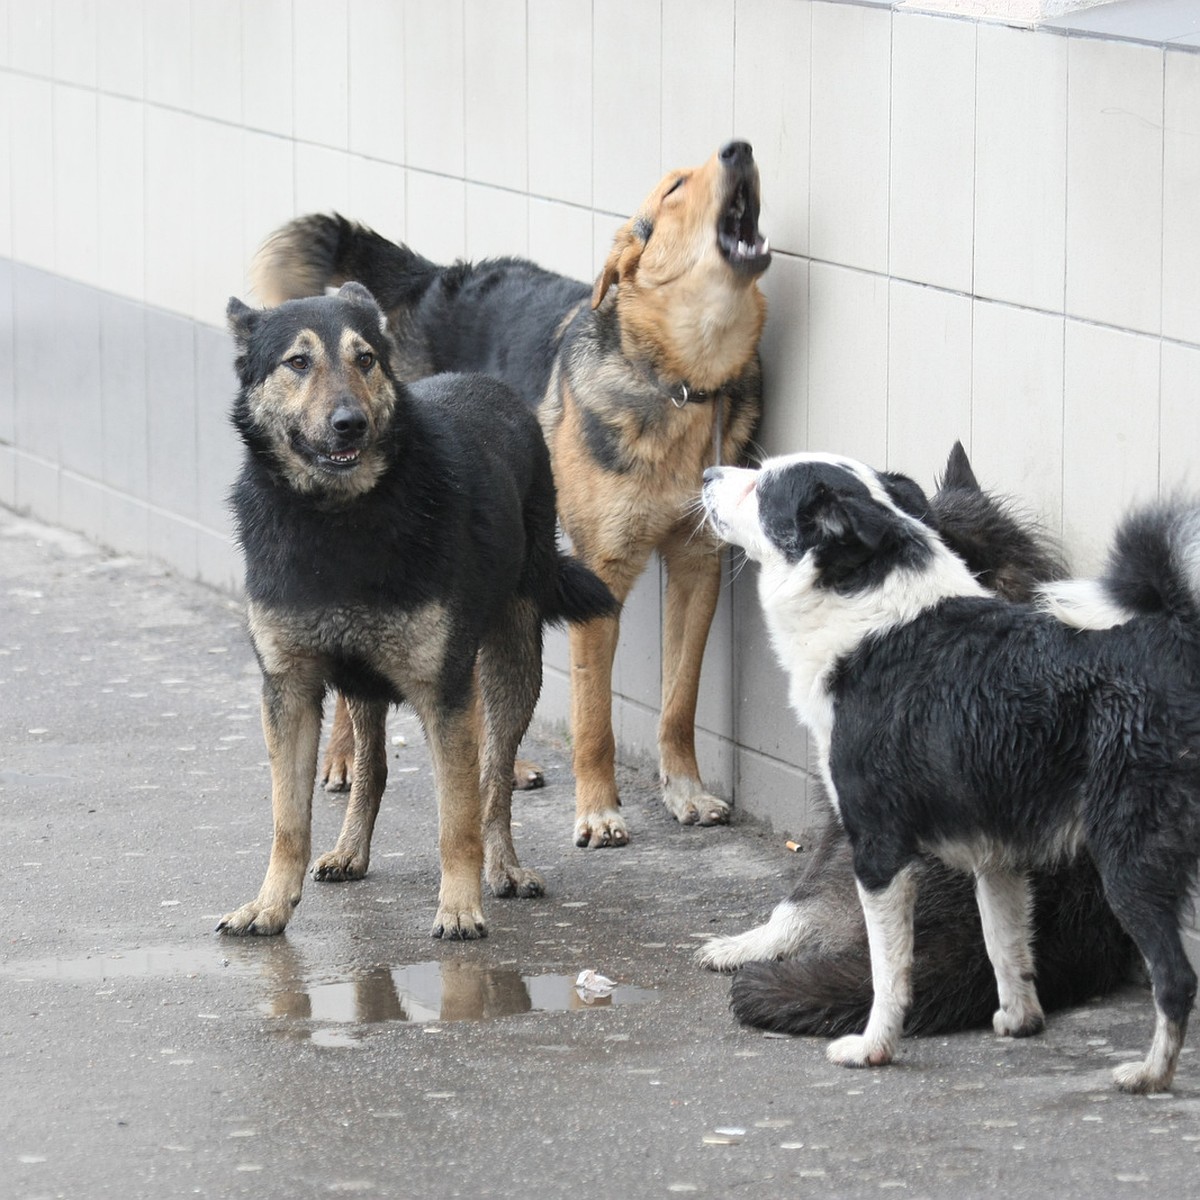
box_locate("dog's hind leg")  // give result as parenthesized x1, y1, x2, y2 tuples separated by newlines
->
(1101, 879, 1196, 1093)
(321, 692, 355, 792)
(478, 603, 546, 898)
(218, 668, 324, 936)
(658, 531, 729, 826)
(974, 868, 1045, 1038)
(828, 865, 919, 1068)
(313, 697, 389, 882)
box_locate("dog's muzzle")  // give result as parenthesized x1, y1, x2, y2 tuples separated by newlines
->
(717, 142, 771, 275)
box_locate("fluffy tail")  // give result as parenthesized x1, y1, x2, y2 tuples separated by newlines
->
(546, 556, 618, 627)
(729, 858, 1134, 1038)
(1041, 501, 1200, 630)
(251, 212, 441, 311)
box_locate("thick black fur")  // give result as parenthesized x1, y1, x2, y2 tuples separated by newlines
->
(254, 213, 592, 404)
(730, 445, 1136, 1037)
(221, 286, 616, 937)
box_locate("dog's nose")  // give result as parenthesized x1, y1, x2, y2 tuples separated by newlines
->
(719, 141, 753, 169)
(330, 406, 368, 438)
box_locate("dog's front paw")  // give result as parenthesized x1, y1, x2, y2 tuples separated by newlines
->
(216, 897, 295, 936)
(574, 810, 630, 848)
(662, 777, 730, 827)
(993, 1004, 1045, 1039)
(431, 906, 488, 940)
(827, 1034, 893, 1069)
(486, 862, 545, 899)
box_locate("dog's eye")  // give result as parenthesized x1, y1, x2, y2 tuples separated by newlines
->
(286, 354, 310, 372)
(356, 351, 375, 371)
(665, 176, 685, 197)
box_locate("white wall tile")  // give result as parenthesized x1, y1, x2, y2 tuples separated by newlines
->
(887, 281, 973, 485)
(10, 76, 56, 271)
(242, 0, 293, 137)
(1062, 320, 1160, 573)
(144, 0, 192, 109)
(970, 299, 1064, 535)
(53, 0, 97, 87)
(1163, 49, 1200, 346)
(191, 0, 243, 126)
(294, 142, 351, 218)
(1161, 340, 1200, 493)
(757, 253, 809, 455)
(662, 0, 736, 167)
(407, 171, 467, 264)
(592, 0, 662, 215)
(527, 197, 596, 283)
(144, 107, 197, 315)
(734, 0, 811, 259)
(889, 13, 975, 293)
(974, 23, 1067, 313)
(293, 0, 349, 149)
(464, 0, 527, 192)
(1066, 38, 1163, 335)
(9, 3, 53, 77)
(404, 0, 465, 179)
(465, 183, 529, 262)
(192, 121, 246, 328)
(528, 0, 592, 208)
(0, 75, 10, 258)
(348, 0, 405, 164)
(242, 131, 296, 297)
(53, 85, 99, 288)
(806, 262, 888, 463)
(349, 156, 407, 243)
(97, 0, 144, 98)
(809, 0, 891, 273)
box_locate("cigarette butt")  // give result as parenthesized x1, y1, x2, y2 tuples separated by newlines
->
(785, 840, 800, 852)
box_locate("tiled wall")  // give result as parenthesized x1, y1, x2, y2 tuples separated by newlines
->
(2, 0, 1198, 833)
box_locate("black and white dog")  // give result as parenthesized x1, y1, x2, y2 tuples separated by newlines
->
(702, 451, 1200, 1093)
(696, 445, 1133, 1039)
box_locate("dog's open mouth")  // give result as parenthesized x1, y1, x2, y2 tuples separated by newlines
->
(717, 181, 771, 274)
(292, 433, 365, 473)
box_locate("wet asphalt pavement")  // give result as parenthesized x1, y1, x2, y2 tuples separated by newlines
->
(3, 506, 1200, 1199)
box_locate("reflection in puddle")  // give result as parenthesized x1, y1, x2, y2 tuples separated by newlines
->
(1, 944, 656, 1040)
(264, 960, 657, 1030)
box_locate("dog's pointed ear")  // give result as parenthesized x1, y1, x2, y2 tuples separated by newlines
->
(226, 296, 260, 346)
(937, 441, 980, 494)
(591, 215, 650, 308)
(336, 280, 391, 339)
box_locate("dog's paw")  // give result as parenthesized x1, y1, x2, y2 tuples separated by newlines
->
(513, 758, 545, 791)
(431, 906, 488, 940)
(662, 777, 731, 827)
(215, 898, 294, 937)
(1112, 1059, 1173, 1095)
(312, 849, 369, 882)
(695, 932, 757, 972)
(993, 1004, 1045, 1039)
(486, 862, 546, 899)
(322, 754, 352, 793)
(574, 810, 630, 848)
(827, 1034, 893, 1069)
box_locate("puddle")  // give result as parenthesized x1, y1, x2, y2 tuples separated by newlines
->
(263, 961, 657, 1028)
(0, 944, 656, 1035)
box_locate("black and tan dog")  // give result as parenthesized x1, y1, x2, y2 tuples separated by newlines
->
(251, 141, 771, 849)
(218, 283, 613, 939)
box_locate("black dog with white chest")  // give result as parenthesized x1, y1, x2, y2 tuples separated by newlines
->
(703, 450, 1200, 1093)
